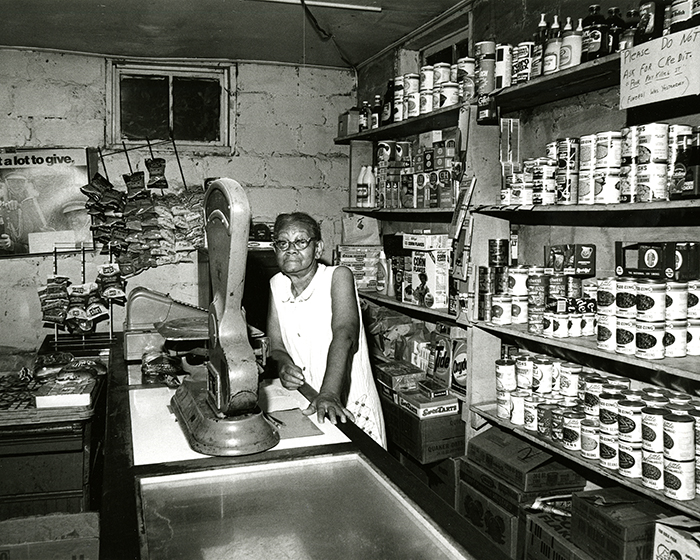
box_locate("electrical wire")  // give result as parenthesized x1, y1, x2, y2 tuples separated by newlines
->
(299, 0, 357, 70)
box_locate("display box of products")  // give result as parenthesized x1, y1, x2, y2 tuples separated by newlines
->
(615, 241, 700, 281)
(373, 360, 426, 391)
(544, 244, 596, 277)
(653, 515, 700, 560)
(525, 512, 596, 560)
(397, 388, 459, 419)
(449, 338, 469, 399)
(380, 394, 465, 464)
(458, 480, 523, 559)
(411, 249, 451, 308)
(570, 487, 676, 560)
(403, 233, 451, 251)
(467, 426, 587, 492)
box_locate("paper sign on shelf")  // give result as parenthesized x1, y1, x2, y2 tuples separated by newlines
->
(619, 27, 700, 109)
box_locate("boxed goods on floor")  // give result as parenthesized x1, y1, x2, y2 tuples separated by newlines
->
(398, 452, 462, 509)
(570, 487, 676, 560)
(467, 426, 587, 492)
(0, 512, 99, 560)
(380, 394, 464, 464)
(653, 515, 700, 560)
(525, 512, 596, 560)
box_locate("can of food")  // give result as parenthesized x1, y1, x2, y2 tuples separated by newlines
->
(635, 162, 669, 201)
(432, 88, 442, 112)
(497, 389, 513, 419)
(641, 406, 671, 452)
(597, 277, 617, 315)
(595, 131, 622, 168)
(597, 313, 616, 351)
(495, 44, 513, 89)
(488, 238, 510, 267)
(690, 409, 700, 456)
(599, 432, 619, 469)
(507, 266, 529, 296)
(393, 76, 404, 122)
(560, 362, 581, 397)
(582, 312, 597, 336)
(491, 294, 513, 325)
(538, 403, 559, 439)
(510, 295, 527, 324)
(664, 458, 696, 500)
(551, 407, 566, 442)
(636, 122, 669, 164)
(666, 281, 688, 321)
(562, 410, 586, 451)
(579, 134, 597, 171)
(404, 91, 420, 118)
(495, 358, 517, 391)
(668, 392, 692, 405)
(635, 320, 666, 360)
(636, 279, 667, 322)
(621, 389, 646, 401)
(665, 320, 688, 358)
(593, 169, 621, 204)
(542, 311, 555, 338)
(403, 73, 420, 94)
(515, 354, 534, 391)
(619, 441, 643, 477)
(510, 389, 529, 425)
(615, 316, 637, 355)
(551, 312, 569, 339)
(617, 399, 645, 443)
(456, 57, 476, 103)
(528, 309, 545, 335)
(620, 163, 636, 203)
(432, 63, 451, 87)
(512, 41, 533, 85)
(614, 277, 636, 318)
(581, 418, 601, 459)
(621, 126, 638, 165)
(419, 65, 434, 91)
(533, 357, 553, 394)
(689, 319, 700, 355)
(569, 312, 583, 337)
(555, 171, 579, 204)
(664, 413, 696, 461)
(599, 392, 624, 434)
(557, 137, 580, 172)
(643, 394, 670, 408)
(439, 82, 460, 107)
(642, 449, 665, 490)
(419, 89, 434, 114)
(583, 376, 607, 417)
(527, 273, 549, 304)
(667, 401, 695, 415)
(524, 394, 545, 432)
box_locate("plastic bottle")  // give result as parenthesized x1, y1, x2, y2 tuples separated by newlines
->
(371, 94, 382, 129)
(619, 9, 640, 50)
(380, 80, 394, 127)
(543, 15, 562, 75)
(376, 250, 388, 294)
(385, 256, 396, 298)
(531, 13, 549, 78)
(560, 17, 582, 70)
(366, 166, 376, 208)
(356, 165, 368, 207)
(358, 100, 371, 131)
(606, 7, 626, 53)
(582, 4, 609, 62)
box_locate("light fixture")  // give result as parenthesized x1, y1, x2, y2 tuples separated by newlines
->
(247, 0, 382, 12)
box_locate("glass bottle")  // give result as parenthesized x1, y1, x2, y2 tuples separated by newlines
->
(543, 15, 562, 75)
(531, 13, 549, 78)
(619, 9, 640, 50)
(636, 1, 666, 44)
(684, 127, 700, 199)
(371, 94, 381, 129)
(356, 165, 368, 207)
(560, 17, 583, 70)
(582, 4, 609, 62)
(670, 134, 692, 200)
(380, 80, 394, 127)
(606, 7, 626, 53)
(358, 101, 370, 131)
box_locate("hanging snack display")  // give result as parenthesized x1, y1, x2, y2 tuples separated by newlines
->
(145, 157, 168, 189)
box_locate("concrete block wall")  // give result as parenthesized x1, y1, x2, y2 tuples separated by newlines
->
(0, 48, 355, 350)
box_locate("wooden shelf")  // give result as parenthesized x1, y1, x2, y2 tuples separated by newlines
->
(334, 105, 463, 145)
(494, 53, 621, 113)
(472, 199, 700, 227)
(344, 207, 455, 218)
(359, 291, 467, 325)
(475, 322, 700, 383)
(471, 402, 700, 519)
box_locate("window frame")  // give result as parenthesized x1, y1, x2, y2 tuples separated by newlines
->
(107, 61, 232, 150)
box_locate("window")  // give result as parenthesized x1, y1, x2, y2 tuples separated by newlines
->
(109, 63, 230, 148)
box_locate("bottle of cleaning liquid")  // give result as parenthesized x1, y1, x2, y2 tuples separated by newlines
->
(385, 256, 395, 298)
(366, 166, 377, 208)
(356, 165, 368, 208)
(376, 250, 388, 294)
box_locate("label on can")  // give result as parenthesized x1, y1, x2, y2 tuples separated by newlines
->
(560, 362, 581, 397)
(617, 399, 645, 443)
(636, 122, 669, 164)
(496, 389, 513, 419)
(524, 395, 545, 432)
(635, 320, 665, 360)
(581, 418, 600, 460)
(593, 170, 621, 204)
(666, 281, 688, 321)
(495, 358, 517, 391)
(597, 313, 616, 351)
(664, 413, 696, 461)
(579, 134, 597, 171)
(636, 279, 667, 322)
(419, 89, 434, 114)
(599, 393, 624, 434)
(562, 411, 585, 450)
(557, 137, 580, 172)
(599, 432, 619, 469)
(595, 131, 622, 168)
(420, 65, 434, 91)
(510, 390, 529, 425)
(641, 406, 670, 452)
(619, 441, 643, 478)
(512, 295, 528, 324)
(665, 320, 688, 358)
(515, 355, 534, 390)
(642, 450, 665, 490)
(664, 457, 696, 500)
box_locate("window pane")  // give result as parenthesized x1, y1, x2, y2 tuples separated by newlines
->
(120, 76, 170, 140)
(172, 77, 221, 142)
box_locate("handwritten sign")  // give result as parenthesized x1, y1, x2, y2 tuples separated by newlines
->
(620, 27, 700, 109)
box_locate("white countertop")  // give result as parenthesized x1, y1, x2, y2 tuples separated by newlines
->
(129, 377, 350, 466)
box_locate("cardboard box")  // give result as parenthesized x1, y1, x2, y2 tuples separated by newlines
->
(458, 480, 523, 559)
(450, 338, 469, 399)
(653, 515, 700, 560)
(615, 241, 700, 281)
(467, 426, 587, 492)
(411, 249, 451, 308)
(337, 109, 359, 137)
(373, 360, 426, 391)
(398, 452, 462, 509)
(403, 233, 450, 251)
(544, 244, 596, 277)
(526, 512, 596, 560)
(570, 487, 676, 560)
(380, 394, 465, 464)
(397, 389, 460, 419)
(0, 512, 99, 560)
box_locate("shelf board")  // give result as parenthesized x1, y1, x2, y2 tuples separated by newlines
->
(471, 402, 700, 519)
(472, 199, 700, 227)
(359, 291, 467, 325)
(343, 207, 455, 218)
(475, 322, 700, 383)
(494, 53, 621, 113)
(334, 105, 462, 145)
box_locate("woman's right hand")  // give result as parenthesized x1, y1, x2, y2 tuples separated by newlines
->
(279, 363, 305, 390)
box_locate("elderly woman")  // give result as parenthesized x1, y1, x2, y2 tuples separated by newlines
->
(267, 212, 386, 448)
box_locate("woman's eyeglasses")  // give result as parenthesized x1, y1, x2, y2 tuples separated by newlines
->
(273, 238, 314, 251)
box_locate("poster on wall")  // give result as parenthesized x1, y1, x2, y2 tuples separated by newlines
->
(0, 147, 96, 256)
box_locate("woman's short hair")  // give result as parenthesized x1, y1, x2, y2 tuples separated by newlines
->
(273, 212, 321, 240)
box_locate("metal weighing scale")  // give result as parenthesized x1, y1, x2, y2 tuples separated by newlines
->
(170, 178, 280, 456)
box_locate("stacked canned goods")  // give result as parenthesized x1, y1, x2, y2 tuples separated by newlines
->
(593, 130, 622, 204)
(511, 41, 534, 85)
(480, 238, 510, 323)
(556, 137, 580, 204)
(634, 123, 669, 202)
(494, 44, 512, 90)
(493, 354, 700, 502)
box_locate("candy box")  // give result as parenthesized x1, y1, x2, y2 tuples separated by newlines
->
(653, 515, 700, 560)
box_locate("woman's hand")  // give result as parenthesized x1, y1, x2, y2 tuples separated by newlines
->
(279, 362, 305, 390)
(303, 391, 356, 425)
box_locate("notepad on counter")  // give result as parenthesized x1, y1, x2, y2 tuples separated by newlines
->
(33, 377, 97, 408)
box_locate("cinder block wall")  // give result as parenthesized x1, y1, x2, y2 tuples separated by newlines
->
(0, 48, 355, 350)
